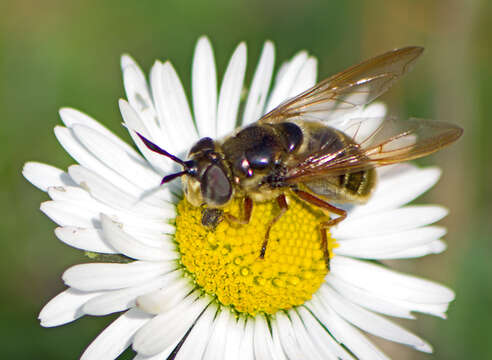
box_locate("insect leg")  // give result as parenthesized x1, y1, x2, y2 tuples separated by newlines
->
(223, 196, 253, 225)
(292, 189, 347, 269)
(259, 194, 288, 259)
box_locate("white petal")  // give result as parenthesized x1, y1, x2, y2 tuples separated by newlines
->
(192, 36, 217, 138)
(273, 311, 304, 359)
(242, 41, 275, 126)
(81, 308, 152, 360)
(39, 288, 103, 327)
(71, 124, 160, 190)
(152, 61, 198, 155)
(335, 226, 447, 259)
(238, 318, 255, 360)
(174, 305, 217, 360)
(326, 275, 415, 319)
(54, 126, 142, 197)
(63, 261, 174, 291)
(68, 165, 173, 215)
(23, 162, 75, 192)
(385, 239, 447, 259)
(331, 256, 455, 304)
(287, 309, 325, 360)
(119, 99, 174, 176)
(133, 293, 209, 356)
(120, 55, 163, 141)
(47, 185, 92, 203)
(83, 274, 179, 316)
(42, 197, 175, 244)
(59, 107, 144, 164)
(350, 166, 442, 217)
(266, 51, 308, 112)
(136, 275, 193, 315)
(253, 314, 285, 360)
(202, 309, 232, 360)
(296, 307, 353, 359)
(319, 286, 432, 352)
(55, 226, 117, 254)
(223, 317, 244, 360)
(101, 214, 177, 261)
(216, 42, 247, 138)
(41, 200, 96, 228)
(334, 205, 448, 239)
(288, 56, 317, 97)
(308, 296, 390, 360)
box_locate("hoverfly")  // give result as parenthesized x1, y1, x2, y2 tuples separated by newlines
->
(136, 46, 463, 268)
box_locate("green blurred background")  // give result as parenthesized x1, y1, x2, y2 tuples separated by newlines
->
(1, 0, 490, 358)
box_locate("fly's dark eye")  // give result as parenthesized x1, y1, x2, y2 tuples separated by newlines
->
(277, 122, 303, 152)
(201, 164, 232, 206)
(189, 137, 214, 155)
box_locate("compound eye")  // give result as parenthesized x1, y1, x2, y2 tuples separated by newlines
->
(201, 164, 232, 206)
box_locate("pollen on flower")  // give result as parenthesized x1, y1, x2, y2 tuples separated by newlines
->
(175, 195, 337, 316)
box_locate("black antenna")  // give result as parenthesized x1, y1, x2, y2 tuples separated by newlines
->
(136, 131, 193, 185)
(136, 132, 187, 167)
(160, 170, 187, 185)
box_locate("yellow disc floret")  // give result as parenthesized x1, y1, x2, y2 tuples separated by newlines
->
(175, 195, 337, 316)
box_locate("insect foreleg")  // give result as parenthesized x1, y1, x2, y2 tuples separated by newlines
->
(259, 194, 288, 259)
(223, 196, 253, 225)
(292, 188, 347, 270)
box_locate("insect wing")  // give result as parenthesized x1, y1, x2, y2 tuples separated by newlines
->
(259, 47, 423, 124)
(285, 117, 463, 182)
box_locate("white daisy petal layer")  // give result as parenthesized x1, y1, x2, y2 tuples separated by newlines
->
(63, 261, 174, 291)
(59, 107, 144, 164)
(81, 308, 152, 360)
(54, 126, 143, 197)
(100, 214, 176, 261)
(288, 56, 317, 97)
(23, 162, 75, 192)
(83, 272, 183, 316)
(326, 275, 415, 319)
(193, 36, 218, 138)
(55, 226, 117, 254)
(318, 286, 432, 352)
(202, 308, 232, 360)
(242, 41, 275, 126)
(118, 99, 174, 176)
(216, 42, 247, 138)
(335, 226, 447, 259)
(350, 165, 441, 217)
(238, 318, 255, 360)
(174, 305, 217, 360)
(133, 293, 209, 356)
(309, 295, 391, 360)
(296, 307, 353, 359)
(223, 317, 243, 360)
(136, 276, 193, 315)
(39, 288, 104, 327)
(151, 60, 198, 155)
(266, 51, 308, 112)
(333, 205, 448, 239)
(254, 314, 285, 360)
(330, 256, 455, 317)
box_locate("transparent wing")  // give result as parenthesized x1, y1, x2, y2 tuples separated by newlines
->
(259, 47, 423, 124)
(284, 117, 463, 182)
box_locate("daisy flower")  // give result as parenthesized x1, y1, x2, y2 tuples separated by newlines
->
(23, 36, 455, 359)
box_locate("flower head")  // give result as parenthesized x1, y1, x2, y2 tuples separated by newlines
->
(23, 36, 454, 359)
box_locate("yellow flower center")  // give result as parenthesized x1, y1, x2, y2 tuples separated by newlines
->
(175, 195, 337, 316)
